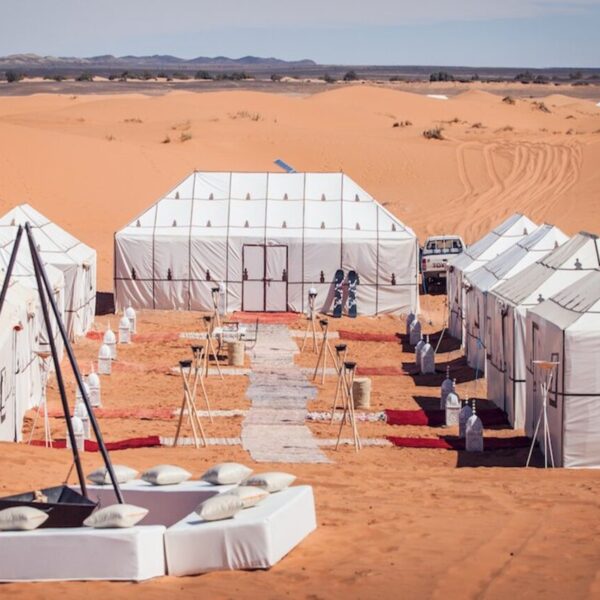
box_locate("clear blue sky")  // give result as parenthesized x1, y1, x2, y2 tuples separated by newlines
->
(1, 0, 598, 67)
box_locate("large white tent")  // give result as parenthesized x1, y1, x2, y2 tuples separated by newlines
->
(526, 270, 600, 468)
(447, 213, 536, 342)
(0, 204, 97, 340)
(463, 224, 568, 373)
(487, 232, 600, 429)
(115, 171, 419, 316)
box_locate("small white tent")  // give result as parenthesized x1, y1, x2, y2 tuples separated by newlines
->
(487, 232, 600, 429)
(0, 230, 65, 413)
(115, 171, 419, 316)
(0, 205, 97, 340)
(526, 270, 600, 468)
(463, 224, 568, 373)
(447, 214, 536, 342)
(0, 281, 38, 442)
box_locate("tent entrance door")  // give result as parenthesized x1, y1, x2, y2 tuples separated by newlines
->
(242, 244, 288, 312)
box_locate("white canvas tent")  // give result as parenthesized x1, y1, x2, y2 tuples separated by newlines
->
(463, 224, 568, 373)
(0, 204, 97, 340)
(0, 281, 38, 442)
(115, 171, 419, 316)
(447, 213, 536, 342)
(0, 231, 65, 416)
(487, 232, 600, 429)
(526, 270, 600, 467)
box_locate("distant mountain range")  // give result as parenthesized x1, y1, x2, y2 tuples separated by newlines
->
(0, 53, 317, 71)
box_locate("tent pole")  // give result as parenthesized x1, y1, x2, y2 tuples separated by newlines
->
(0, 225, 24, 316)
(24, 223, 88, 497)
(25, 223, 124, 503)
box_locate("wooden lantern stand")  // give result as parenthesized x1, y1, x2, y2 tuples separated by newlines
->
(330, 343, 348, 423)
(28, 350, 53, 448)
(312, 318, 338, 384)
(202, 315, 223, 380)
(173, 359, 207, 449)
(210, 286, 223, 329)
(335, 361, 362, 452)
(301, 291, 319, 353)
(191, 344, 213, 423)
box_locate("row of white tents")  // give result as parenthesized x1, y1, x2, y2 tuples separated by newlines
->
(448, 214, 600, 467)
(0, 205, 96, 442)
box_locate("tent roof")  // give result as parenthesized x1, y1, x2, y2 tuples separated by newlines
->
(450, 213, 537, 273)
(491, 232, 600, 306)
(529, 269, 600, 331)
(0, 204, 95, 268)
(465, 224, 568, 293)
(118, 171, 416, 241)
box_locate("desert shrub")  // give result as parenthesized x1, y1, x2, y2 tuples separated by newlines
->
(172, 71, 190, 80)
(44, 74, 66, 82)
(471, 122, 484, 128)
(5, 70, 23, 83)
(389, 76, 403, 82)
(423, 127, 444, 140)
(343, 70, 358, 82)
(270, 73, 282, 82)
(195, 70, 212, 80)
(502, 96, 516, 105)
(533, 101, 550, 113)
(393, 120, 412, 128)
(214, 72, 250, 81)
(514, 71, 534, 82)
(76, 72, 94, 82)
(162, 135, 171, 144)
(429, 71, 454, 82)
(180, 132, 192, 142)
(322, 73, 337, 84)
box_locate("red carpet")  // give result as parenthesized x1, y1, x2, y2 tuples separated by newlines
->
(385, 408, 509, 427)
(357, 366, 406, 376)
(232, 311, 300, 324)
(338, 330, 400, 343)
(387, 436, 530, 451)
(30, 436, 162, 451)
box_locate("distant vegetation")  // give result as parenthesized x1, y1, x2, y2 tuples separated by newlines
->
(322, 73, 337, 84)
(343, 70, 358, 81)
(429, 71, 454, 82)
(76, 72, 94, 82)
(4, 70, 23, 83)
(423, 127, 444, 140)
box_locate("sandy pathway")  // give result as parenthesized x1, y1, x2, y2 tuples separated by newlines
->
(242, 325, 329, 463)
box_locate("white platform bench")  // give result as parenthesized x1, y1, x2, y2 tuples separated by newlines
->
(164, 485, 316, 575)
(0, 525, 166, 582)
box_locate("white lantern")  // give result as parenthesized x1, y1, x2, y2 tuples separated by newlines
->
(87, 371, 101, 408)
(125, 306, 137, 334)
(445, 382, 460, 427)
(415, 335, 425, 371)
(98, 344, 112, 375)
(406, 312, 416, 337)
(73, 402, 91, 439)
(103, 327, 117, 360)
(466, 415, 484, 452)
(118, 316, 131, 344)
(420, 335, 435, 374)
(440, 366, 453, 409)
(459, 404, 473, 438)
(67, 416, 85, 451)
(409, 318, 421, 346)
(75, 381, 90, 407)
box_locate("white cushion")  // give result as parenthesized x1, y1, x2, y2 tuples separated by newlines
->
(200, 462, 252, 485)
(141, 465, 191, 486)
(87, 465, 138, 485)
(226, 486, 269, 509)
(0, 506, 49, 531)
(83, 504, 148, 529)
(195, 495, 243, 522)
(244, 472, 296, 493)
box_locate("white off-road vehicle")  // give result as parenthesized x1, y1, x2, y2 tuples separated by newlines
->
(421, 235, 464, 287)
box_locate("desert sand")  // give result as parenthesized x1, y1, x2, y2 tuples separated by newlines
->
(1, 85, 600, 598)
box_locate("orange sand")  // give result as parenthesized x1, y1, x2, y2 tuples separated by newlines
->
(1, 85, 600, 598)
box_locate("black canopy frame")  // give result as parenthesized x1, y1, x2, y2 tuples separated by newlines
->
(0, 223, 123, 503)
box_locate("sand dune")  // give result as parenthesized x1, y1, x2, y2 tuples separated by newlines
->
(0, 86, 599, 288)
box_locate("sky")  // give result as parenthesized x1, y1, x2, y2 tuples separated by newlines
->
(0, 0, 599, 67)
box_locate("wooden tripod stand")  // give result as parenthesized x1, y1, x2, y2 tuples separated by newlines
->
(173, 359, 207, 448)
(301, 292, 319, 353)
(335, 361, 362, 452)
(312, 318, 338, 384)
(210, 286, 223, 329)
(202, 315, 223, 379)
(330, 343, 348, 423)
(191, 345, 213, 423)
